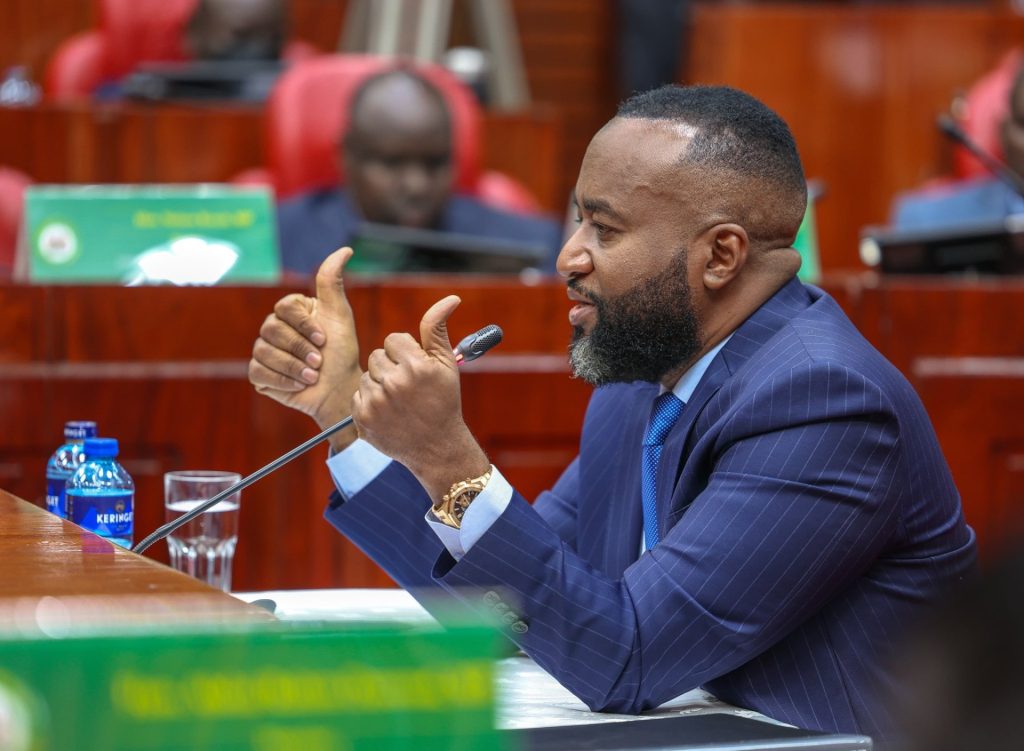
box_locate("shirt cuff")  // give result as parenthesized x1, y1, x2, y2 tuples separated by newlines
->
(424, 466, 513, 560)
(326, 438, 392, 499)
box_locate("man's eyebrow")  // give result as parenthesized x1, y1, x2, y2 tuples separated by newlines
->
(576, 194, 626, 223)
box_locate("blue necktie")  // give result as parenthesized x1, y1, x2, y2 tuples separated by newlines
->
(642, 392, 685, 551)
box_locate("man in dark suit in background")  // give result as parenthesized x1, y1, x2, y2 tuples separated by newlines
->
(276, 68, 563, 274)
(250, 85, 976, 742)
(185, 0, 287, 62)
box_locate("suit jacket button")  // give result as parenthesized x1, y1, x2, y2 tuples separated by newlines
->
(511, 621, 528, 634)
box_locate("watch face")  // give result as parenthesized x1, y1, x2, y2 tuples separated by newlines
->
(452, 491, 477, 521)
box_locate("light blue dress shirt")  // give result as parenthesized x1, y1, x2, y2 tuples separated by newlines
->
(327, 335, 731, 561)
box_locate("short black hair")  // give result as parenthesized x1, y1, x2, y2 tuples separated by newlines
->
(617, 85, 807, 234)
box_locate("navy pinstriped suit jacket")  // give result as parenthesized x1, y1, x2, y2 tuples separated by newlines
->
(325, 277, 977, 739)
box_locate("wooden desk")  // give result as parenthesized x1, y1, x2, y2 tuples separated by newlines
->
(0, 101, 564, 212)
(0, 489, 272, 626)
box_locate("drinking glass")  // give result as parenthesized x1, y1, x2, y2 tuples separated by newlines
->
(163, 470, 241, 592)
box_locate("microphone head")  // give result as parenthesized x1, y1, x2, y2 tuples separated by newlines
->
(456, 324, 503, 362)
(936, 113, 966, 143)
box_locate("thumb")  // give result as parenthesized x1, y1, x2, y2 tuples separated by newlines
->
(419, 295, 461, 361)
(314, 247, 354, 320)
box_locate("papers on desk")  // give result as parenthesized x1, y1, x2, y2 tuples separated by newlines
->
(235, 589, 785, 731)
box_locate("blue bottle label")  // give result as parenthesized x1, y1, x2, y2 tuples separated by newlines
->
(66, 491, 134, 538)
(45, 477, 66, 515)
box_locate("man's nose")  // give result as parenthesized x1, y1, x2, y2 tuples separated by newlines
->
(398, 163, 432, 196)
(556, 224, 593, 279)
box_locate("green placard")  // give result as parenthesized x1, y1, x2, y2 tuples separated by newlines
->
(794, 190, 821, 283)
(23, 185, 281, 285)
(0, 621, 503, 751)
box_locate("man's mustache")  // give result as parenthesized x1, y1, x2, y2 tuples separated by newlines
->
(567, 278, 600, 306)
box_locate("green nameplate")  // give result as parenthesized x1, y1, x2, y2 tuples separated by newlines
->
(23, 185, 280, 285)
(0, 622, 503, 750)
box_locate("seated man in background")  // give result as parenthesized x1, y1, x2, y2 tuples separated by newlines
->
(276, 68, 564, 275)
(252, 84, 976, 741)
(892, 63, 1024, 230)
(93, 0, 292, 100)
(185, 0, 286, 62)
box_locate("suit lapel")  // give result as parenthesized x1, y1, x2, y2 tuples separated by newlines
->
(604, 382, 657, 574)
(653, 277, 813, 535)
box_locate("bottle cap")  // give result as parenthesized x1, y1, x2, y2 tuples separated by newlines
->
(64, 421, 98, 441)
(82, 438, 118, 459)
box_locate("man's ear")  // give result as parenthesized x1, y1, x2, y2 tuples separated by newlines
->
(702, 223, 749, 291)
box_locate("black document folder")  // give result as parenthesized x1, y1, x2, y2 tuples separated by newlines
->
(508, 712, 872, 751)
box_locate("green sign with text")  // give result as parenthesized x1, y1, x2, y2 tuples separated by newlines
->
(0, 622, 502, 750)
(24, 185, 280, 285)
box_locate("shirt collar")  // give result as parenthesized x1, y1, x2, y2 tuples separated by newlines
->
(661, 334, 733, 403)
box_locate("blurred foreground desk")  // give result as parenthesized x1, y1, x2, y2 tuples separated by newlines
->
(237, 588, 873, 750)
(0, 489, 272, 627)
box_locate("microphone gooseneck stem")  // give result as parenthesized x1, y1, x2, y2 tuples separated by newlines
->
(133, 415, 355, 554)
(936, 113, 1024, 199)
(132, 323, 505, 556)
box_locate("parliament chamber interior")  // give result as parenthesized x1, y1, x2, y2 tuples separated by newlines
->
(2, 1, 1024, 749)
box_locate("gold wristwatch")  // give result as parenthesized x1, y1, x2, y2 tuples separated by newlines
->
(432, 468, 493, 529)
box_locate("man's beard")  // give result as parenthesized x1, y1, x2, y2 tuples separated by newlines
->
(568, 249, 702, 386)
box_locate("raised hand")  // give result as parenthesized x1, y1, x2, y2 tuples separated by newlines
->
(249, 247, 364, 450)
(352, 295, 490, 501)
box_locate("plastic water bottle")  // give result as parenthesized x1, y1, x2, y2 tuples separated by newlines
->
(65, 438, 135, 549)
(45, 421, 98, 517)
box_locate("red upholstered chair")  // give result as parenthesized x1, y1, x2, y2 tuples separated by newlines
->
(44, 0, 318, 101)
(952, 48, 1023, 180)
(0, 167, 31, 278)
(233, 54, 540, 212)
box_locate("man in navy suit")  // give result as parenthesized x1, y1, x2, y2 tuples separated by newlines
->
(250, 85, 976, 740)
(276, 68, 563, 274)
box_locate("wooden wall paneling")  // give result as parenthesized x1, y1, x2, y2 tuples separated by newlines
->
(0, 103, 563, 213)
(361, 276, 575, 353)
(869, 278, 1024, 376)
(54, 285, 291, 362)
(0, 0, 94, 81)
(0, 284, 49, 362)
(688, 5, 1024, 272)
(858, 279, 1024, 562)
(989, 441, 1024, 558)
(0, 286, 57, 505)
(914, 375, 1024, 562)
(289, 0, 348, 53)
(118, 104, 265, 184)
(512, 0, 617, 211)
(480, 108, 564, 212)
(6, 273, 1024, 584)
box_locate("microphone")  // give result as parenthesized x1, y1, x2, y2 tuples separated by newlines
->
(935, 113, 1024, 198)
(133, 323, 504, 555)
